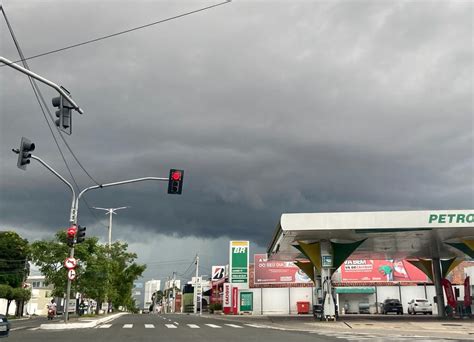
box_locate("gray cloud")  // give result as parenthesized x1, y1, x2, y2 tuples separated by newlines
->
(1, 0, 473, 273)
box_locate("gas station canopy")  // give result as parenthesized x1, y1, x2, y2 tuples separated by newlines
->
(267, 210, 474, 262)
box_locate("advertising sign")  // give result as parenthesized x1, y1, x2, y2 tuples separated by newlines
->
(223, 283, 232, 308)
(254, 254, 312, 284)
(240, 292, 253, 312)
(341, 259, 428, 282)
(464, 276, 472, 307)
(232, 287, 239, 315)
(442, 278, 456, 308)
(211, 266, 226, 282)
(230, 241, 249, 287)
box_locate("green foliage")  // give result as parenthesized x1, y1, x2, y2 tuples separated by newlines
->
(30, 230, 146, 311)
(0, 231, 29, 287)
(12, 287, 31, 302)
(209, 302, 222, 313)
(0, 284, 13, 300)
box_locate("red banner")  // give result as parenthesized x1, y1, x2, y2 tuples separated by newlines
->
(442, 278, 456, 308)
(464, 276, 472, 307)
(232, 287, 238, 315)
(341, 259, 428, 282)
(254, 254, 312, 284)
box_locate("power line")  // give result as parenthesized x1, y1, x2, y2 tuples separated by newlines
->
(1, 1, 231, 67)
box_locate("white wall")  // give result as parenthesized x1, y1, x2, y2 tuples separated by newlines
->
(0, 299, 17, 315)
(246, 287, 313, 315)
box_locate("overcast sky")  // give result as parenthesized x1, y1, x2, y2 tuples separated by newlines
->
(1, 0, 472, 283)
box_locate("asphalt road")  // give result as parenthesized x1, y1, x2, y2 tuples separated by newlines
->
(7, 313, 335, 342)
(6, 313, 471, 342)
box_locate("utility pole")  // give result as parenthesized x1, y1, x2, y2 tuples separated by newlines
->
(172, 272, 176, 313)
(193, 254, 200, 314)
(93, 207, 129, 248)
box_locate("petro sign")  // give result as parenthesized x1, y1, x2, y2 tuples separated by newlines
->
(429, 213, 474, 224)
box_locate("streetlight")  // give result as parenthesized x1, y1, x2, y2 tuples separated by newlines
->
(92, 207, 129, 248)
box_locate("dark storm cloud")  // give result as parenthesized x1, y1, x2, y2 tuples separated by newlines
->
(1, 0, 473, 253)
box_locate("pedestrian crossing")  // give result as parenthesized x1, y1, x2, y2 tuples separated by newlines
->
(96, 322, 248, 330)
(309, 330, 461, 342)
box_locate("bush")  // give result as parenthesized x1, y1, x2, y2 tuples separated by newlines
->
(209, 303, 222, 313)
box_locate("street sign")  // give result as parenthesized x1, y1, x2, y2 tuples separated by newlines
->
(64, 257, 77, 269)
(67, 269, 76, 280)
(322, 255, 333, 268)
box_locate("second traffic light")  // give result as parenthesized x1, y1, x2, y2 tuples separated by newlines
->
(17, 137, 35, 171)
(52, 95, 73, 135)
(167, 169, 184, 195)
(76, 225, 86, 244)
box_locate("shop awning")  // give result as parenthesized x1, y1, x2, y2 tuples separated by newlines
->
(335, 287, 375, 294)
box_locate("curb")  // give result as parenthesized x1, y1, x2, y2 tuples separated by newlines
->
(40, 312, 128, 330)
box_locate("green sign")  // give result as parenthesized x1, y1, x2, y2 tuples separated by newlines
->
(230, 241, 249, 285)
(240, 291, 253, 312)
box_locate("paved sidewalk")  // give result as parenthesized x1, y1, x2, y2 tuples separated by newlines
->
(197, 313, 474, 340)
(40, 312, 127, 330)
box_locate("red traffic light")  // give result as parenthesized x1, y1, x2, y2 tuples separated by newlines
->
(67, 226, 77, 237)
(171, 170, 182, 181)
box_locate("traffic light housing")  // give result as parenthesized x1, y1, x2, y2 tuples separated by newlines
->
(76, 225, 86, 244)
(167, 169, 184, 195)
(66, 225, 77, 247)
(17, 137, 35, 170)
(52, 95, 73, 135)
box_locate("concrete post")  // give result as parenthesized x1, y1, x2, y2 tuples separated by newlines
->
(432, 257, 446, 317)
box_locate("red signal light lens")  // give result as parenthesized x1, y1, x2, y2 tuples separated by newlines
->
(67, 226, 77, 237)
(171, 171, 182, 181)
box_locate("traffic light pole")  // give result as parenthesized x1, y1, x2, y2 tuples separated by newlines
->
(19, 154, 170, 321)
(0, 56, 84, 114)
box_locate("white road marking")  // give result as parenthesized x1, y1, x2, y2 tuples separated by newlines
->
(165, 324, 177, 329)
(174, 321, 179, 325)
(205, 324, 222, 328)
(187, 324, 200, 328)
(28, 327, 40, 331)
(122, 324, 133, 328)
(144, 324, 155, 329)
(225, 324, 243, 328)
(245, 324, 267, 328)
(99, 324, 112, 329)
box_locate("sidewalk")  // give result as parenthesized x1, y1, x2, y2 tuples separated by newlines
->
(198, 313, 474, 340)
(40, 312, 127, 330)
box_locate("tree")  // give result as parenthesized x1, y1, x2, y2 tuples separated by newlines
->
(13, 287, 31, 317)
(30, 230, 146, 313)
(0, 231, 29, 288)
(0, 284, 14, 315)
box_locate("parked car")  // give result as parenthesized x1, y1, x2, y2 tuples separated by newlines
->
(408, 298, 432, 315)
(382, 299, 403, 315)
(0, 314, 10, 337)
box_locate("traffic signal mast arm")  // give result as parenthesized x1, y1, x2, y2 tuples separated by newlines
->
(0, 56, 83, 114)
(74, 176, 167, 224)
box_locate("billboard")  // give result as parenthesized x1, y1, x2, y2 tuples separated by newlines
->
(211, 266, 226, 282)
(340, 259, 428, 282)
(254, 254, 312, 284)
(230, 241, 249, 287)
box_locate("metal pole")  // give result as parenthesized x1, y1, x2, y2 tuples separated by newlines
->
(108, 210, 113, 248)
(0, 56, 84, 114)
(29, 155, 76, 321)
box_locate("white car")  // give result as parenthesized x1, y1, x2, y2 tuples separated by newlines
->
(408, 298, 432, 315)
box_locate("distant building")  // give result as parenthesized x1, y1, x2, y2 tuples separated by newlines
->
(132, 282, 144, 310)
(144, 280, 161, 310)
(24, 276, 54, 316)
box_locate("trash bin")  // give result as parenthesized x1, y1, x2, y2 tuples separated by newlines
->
(296, 301, 310, 314)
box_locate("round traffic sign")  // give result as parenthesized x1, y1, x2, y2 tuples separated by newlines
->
(64, 257, 77, 269)
(67, 269, 76, 281)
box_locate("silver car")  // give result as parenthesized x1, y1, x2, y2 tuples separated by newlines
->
(408, 298, 432, 315)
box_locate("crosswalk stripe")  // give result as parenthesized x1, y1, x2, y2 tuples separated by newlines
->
(205, 324, 221, 328)
(99, 324, 112, 329)
(122, 324, 133, 329)
(165, 324, 177, 329)
(144, 324, 155, 329)
(187, 324, 200, 329)
(224, 324, 243, 328)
